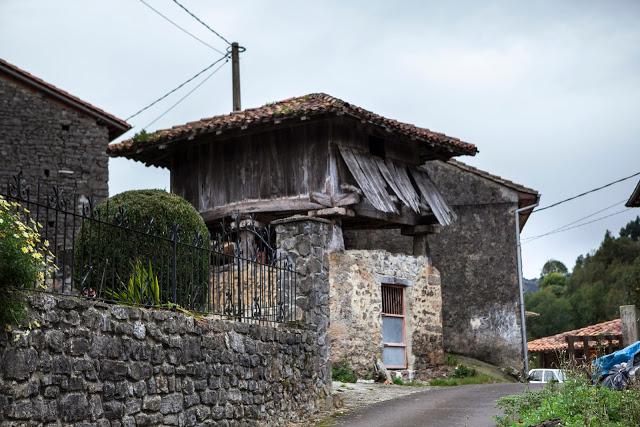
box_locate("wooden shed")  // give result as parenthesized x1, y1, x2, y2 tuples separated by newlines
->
(107, 93, 477, 234)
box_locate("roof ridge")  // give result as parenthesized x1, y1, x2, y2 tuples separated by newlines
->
(0, 57, 130, 140)
(107, 92, 478, 165)
(447, 159, 538, 196)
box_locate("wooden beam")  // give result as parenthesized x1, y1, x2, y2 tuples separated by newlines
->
(401, 225, 441, 236)
(200, 197, 325, 223)
(308, 207, 355, 218)
(352, 202, 434, 226)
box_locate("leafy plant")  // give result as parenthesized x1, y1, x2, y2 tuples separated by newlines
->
(392, 376, 404, 385)
(0, 196, 55, 325)
(496, 369, 640, 426)
(106, 260, 160, 306)
(453, 364, 477, 378)
(445, 353, 459, 366)
(332, 361, 357, 383)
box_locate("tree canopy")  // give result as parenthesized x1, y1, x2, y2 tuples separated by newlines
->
(526, 216, 640, 340)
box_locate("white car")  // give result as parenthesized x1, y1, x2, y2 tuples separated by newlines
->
(528, 369, 566, 384)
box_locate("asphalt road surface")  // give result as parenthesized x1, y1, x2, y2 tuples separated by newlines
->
(331, 383, 540, 427)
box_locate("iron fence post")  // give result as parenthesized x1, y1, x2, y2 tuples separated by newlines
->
(171, 223, 179, 306)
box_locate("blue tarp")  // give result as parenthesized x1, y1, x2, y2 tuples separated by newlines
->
(593, 341, 640, 379)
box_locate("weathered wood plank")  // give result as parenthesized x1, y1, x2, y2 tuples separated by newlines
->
(375, 158, 420, 213)
(387, 160, 421, 213)
(338, 146, 397, 213)
(353, 152, 398, 213)
(410, 168, 457, 226)
(200, 197, 325, 223)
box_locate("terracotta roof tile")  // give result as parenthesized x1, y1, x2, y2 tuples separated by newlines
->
(528, 319, 622, 352)
(0, 58, 131, 140)
(107, 93, 478, 162)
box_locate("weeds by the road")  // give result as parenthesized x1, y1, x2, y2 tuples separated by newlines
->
(429, 373, 498, 386)
(496, 373, 640, 426)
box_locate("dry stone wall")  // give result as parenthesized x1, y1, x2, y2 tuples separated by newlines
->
(0, 293, 328, 426)
(328, 250, 443, 378)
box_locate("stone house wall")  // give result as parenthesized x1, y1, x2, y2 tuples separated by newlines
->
(327, 250, 443, 378)
(344, 160, 527, 373)
(0, 76, 110, 199)
(0, 293, 328, 426)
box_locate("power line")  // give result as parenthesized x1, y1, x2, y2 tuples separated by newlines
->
(138, 0, 225, 54)
(125, 54, 228, 121)
(171, 0, 232, 46)
(523, 199, 627, 242)
(534, 171, 640, 213)
(523, 208, 633, 244)
(143, 58, 229, 130)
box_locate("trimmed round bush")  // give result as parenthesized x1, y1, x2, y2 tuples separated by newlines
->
(75, 190, 210, 309)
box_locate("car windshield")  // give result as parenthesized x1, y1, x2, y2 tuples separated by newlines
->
(528, 370, 543, 381)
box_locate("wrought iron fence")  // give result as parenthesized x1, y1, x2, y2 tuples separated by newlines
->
(2, 173, 298, 323)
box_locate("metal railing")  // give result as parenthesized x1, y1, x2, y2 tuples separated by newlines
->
(3, 173, 298, 323)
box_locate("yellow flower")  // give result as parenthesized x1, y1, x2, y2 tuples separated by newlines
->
(32, 252, 43, 260)
(21, 246, 29, 254)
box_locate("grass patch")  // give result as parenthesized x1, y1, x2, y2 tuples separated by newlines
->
(332, 361, 357, 383)
(496, 373, 640, 426)
(429, 374, 498, 386)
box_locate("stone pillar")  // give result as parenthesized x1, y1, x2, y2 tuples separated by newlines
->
(620, 305, 640, 346)
(402, 225, 440, 262)
(273, 215, 332, 395)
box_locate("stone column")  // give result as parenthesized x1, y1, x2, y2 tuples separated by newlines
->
(620, 305, 640, 345)
(273, 215, 332, 395)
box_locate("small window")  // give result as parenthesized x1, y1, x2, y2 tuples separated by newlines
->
(61, 124, 70, 131)
(43, 169, 50, 177)
(369, 135, 386, 159)
(381, 284, 406, 369)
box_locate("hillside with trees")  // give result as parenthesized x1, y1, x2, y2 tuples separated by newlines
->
(525, 216, 640, 340)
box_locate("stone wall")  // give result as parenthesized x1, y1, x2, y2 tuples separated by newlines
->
(274, 216, 332, 396)
(0, 76, 110, 199)
(0, 293, 328, 426)
(344, 160, 527, 372)
(327, 250, 443, 377)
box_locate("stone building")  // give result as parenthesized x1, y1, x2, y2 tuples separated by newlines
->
(345, 160, 539, 372)
(0, 58, 130, 198)
(108, 93, 478, 377)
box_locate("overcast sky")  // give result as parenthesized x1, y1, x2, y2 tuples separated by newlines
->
(2, 0, 639, 278)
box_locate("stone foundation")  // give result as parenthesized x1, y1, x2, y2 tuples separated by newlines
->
(328, 250, 443, 377)
(0, 293, 328, 426)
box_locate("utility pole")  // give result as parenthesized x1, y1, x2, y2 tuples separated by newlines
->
(231, 42, 242, 111)
(514, 201, 539, 381)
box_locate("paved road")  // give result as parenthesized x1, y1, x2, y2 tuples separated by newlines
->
(331, 383, 540, 427)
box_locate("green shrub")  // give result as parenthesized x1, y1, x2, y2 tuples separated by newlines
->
(453, 364, 477, 378)
(445, 353, 459, 366)
(75, 190, 210, 309)
(392, 376, 404, 385)
(332, 361, 358, 383)
(0, 196, 54, 325)
(496, 373, 640, 426)
(105, 260, 160, 306)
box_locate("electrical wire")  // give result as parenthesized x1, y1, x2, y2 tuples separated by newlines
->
(523, 208, 633, 244)
(125, 54, 228, 121)
(138, 0, 225, 54)
(142, 58, 229, 130)
(523, 199, 627, 242)
(171, 0, 232, 46)
(533, 171, 640, 213)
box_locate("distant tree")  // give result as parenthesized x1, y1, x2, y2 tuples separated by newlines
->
(620, 216, 640, 242)
(541, 259, 568, 277)
(525, 289, 574, 339)
(539, 272, 567, 296)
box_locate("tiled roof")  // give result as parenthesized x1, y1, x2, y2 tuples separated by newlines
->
(528, 319, 622, 352)
(107, 93, 478, 161)
(626, 180, 640, 207)
(0, 58, 130, 140)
